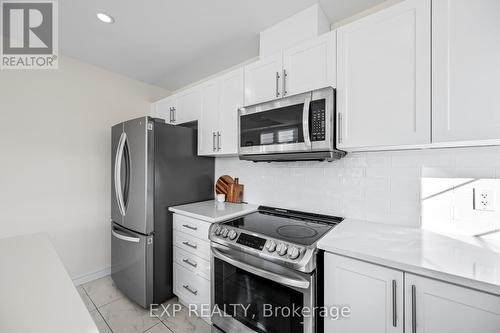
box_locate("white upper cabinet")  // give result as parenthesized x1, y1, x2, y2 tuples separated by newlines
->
(405, 274, 500, 333)
(153, 95, 176, 124)
(174, 87, 202, 125)
(283, 31, 336, 97)
(198, 80, 220, 156)
(244, 31, 337, 106)
(324, 253, 404, 333)
(199, 68, 244, 156)
(336, 0, 431, 149)
(218, 68, 244, 154)
(152, 87, 201, 125)
(244, 52, 283, 106)
(432, 0, 500, 143)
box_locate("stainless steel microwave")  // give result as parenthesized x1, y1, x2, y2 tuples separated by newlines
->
(238, 87, 346, 162)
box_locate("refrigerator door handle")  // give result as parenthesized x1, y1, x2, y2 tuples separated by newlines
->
(112, 228, 140, 243)
(114, 132, 127, 216)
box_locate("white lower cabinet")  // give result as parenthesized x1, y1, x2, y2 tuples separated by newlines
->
(325, 253, 500, 333)
(172, 213, 212, 323)
(173, 264, 211, 319)
(405, 274, 500, 333)
(324, 253, 404, 333)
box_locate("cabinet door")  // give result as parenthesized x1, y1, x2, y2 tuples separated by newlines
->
(198, 80, 220, 156)
(154, 96, 176, 124)
(432, 0, 500, 143)
(175, 87, 202, 124)
(283, 31, 336, 96)
(244, 52, 283, 106)
(405, 274, 500, 333)
(218, 68, 244, 155)
(324, 253, 404, 333)
(337, 0, 431, 149)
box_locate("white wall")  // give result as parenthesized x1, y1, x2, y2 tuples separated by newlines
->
(0, 56, 168, 283)
(216, 146, 500, 235)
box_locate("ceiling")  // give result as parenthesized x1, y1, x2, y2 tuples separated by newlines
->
(60, 0, 386, 92)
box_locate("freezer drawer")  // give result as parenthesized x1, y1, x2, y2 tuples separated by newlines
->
(111, 223, 153, 308)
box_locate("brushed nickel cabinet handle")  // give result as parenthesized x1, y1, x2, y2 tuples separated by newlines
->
(213, 132, 217, 151)
(275, 72, 281, 98)
(338, 113, 343, 144)
(182, 258, 197, 268)
(182, 284, 198, 296)
(282, 69, 288, 96)
(412, 285, 417, 333)
(392, 280, 397, 327)
(182, 241, 197, 249)
(217, 132, 221, 151)
(182, 224, 198, 231)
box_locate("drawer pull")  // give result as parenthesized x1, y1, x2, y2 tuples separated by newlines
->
(182, 241, 198, 249)
(183, 284, 198, 296)
(392, 280, 397, 327)
(182, 258, 198, 268)
(182, 224, 198, 231)
(411, 285, 417, 333)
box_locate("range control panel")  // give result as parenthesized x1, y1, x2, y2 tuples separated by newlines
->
(211, 225, 305, 261)
(310, 99, 326, 141)
(236, 233, 266, 250)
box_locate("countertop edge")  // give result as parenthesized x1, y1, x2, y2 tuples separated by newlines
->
(169, 203, 258, 223)
(318, 243, 500, 297)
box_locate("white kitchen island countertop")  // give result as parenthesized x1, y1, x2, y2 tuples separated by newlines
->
(0, 233, 99, 333)
(169, 200, 258, 223)
(318, 219, 500, 296)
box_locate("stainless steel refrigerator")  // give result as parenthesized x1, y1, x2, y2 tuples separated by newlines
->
(111, 117, 214, 308)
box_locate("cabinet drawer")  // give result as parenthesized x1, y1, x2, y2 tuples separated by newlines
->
(174, 263, 210, 307)
(173, 230, 210, 261)
(173, 246, 210, 280)
(173, 214, 211, 241)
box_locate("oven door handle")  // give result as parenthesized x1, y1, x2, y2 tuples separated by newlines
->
(302, 95, 312, 149)
(211, 247, 310, 290)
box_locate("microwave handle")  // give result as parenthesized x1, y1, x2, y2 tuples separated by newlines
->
(302, 96, 312, 149)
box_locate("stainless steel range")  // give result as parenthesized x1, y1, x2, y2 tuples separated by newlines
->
(209, 206, 343, 333)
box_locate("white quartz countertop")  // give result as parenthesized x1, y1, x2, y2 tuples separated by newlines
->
(0, 233, 99, 333)
(169, 200, 258, 223)
(318, 219, 500, 296)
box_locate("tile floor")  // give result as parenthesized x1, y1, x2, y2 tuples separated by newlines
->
(78, 276, 211, 333)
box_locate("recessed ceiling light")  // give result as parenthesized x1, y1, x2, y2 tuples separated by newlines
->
(97, 12, 114, 24)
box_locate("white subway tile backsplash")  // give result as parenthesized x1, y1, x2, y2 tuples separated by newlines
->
(216, 146, 500, 230)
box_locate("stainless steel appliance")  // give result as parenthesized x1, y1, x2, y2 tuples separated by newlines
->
(238, 87, 346, 162)
(209, 206, 344, 333)
(111, 117, 214, 308)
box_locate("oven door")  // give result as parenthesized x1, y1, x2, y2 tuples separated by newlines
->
(239, 87, 334, 156)
(211, 243, 315, 333)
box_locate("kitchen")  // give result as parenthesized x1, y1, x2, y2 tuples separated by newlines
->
(1, 0, 500, 333)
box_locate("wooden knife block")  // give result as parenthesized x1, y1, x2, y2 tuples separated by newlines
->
(226, 178, 244, 203)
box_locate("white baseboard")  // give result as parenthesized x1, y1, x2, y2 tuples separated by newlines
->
(72, 266, 111, 286)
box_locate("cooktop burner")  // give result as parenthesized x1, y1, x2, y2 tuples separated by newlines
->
(222, 206, 343, 246)
(277, 225, 318, 239)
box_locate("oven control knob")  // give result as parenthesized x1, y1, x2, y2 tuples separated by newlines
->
(228, 230, 238, 240)
(221, 228, 229, 238)
(277, 243, 288, 256)
(214, 226, 222, 236)
(288, 247, 301, 260)
(265, 240, 276, 253)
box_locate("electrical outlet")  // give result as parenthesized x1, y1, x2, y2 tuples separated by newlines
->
(473, 188, 495, 211)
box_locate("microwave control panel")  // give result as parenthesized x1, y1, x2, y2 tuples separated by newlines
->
(311, 100, 326, 141)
